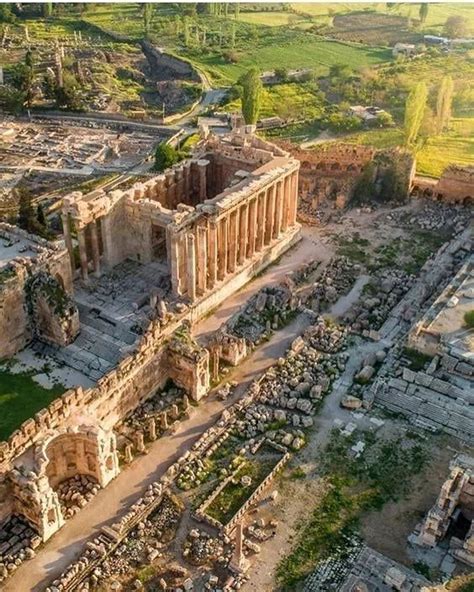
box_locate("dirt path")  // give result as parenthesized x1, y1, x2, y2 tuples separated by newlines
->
(2, 313, 312, 592)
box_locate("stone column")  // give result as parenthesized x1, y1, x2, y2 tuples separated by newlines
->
(77, 226, 89, 282)
(238, 203, 248, 266)
(265, 184, 276, 245)
(247, 198, 257, 258)
(156, 176, 166, 206)
(61, 212, 75, 273)
(281, 175, 290, 233)
(196, 223, 208, 296)
(228, 209, 239, 273)
(255, 192, 266, 252)
(197, 159, 209, 202)
(90, 220, 101, 277)
(217, 216, 228, 281)
(169, 231, 183, 297)
(165, 171, 176, 209)
(161, 411, 168, 430)
(207, 220, 218, 288)
(186, 232, 197, 301)
(274, 181, 283, 239)
(183, 161, 191, 203)
(290, 170, 299, 225)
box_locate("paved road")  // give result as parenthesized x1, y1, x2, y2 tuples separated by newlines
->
(3, 295, 312, 592)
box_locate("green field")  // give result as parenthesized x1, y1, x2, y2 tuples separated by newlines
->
(343, 117, 474, 178)
(0, 367, 64, 441)
(194, 39, 390, 82)
(226, 81, 325, 119)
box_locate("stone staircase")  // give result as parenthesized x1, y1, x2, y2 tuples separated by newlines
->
(33, 302, 140, 382)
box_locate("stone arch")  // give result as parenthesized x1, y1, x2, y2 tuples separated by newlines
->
(331, 162, 341, 171)
(423, 188, 433, 198)
(37, 425, 119, 489)
(347, 163, 357, 172)
(463, 196, 473, 206)
(316, 162, 326, 171)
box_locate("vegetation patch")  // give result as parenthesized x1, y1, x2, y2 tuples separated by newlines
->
(0, 366, 64, 440)
(277, 430, 428, 589)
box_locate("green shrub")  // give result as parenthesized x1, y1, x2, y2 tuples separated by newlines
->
(464, 310, 474, 329)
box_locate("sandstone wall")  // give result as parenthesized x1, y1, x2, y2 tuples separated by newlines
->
(0, 270, 30, 358)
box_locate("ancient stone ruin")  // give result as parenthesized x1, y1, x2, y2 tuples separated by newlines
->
(0, 129, 301, 561)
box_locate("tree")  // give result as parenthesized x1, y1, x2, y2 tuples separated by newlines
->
(154, 143, 180, 172)
(404, 82, 427, 146)
(0, 4, 15, 23)
(419, 3, 428, 25)
(376, 111, 394, 127)
(0, 85, 24, 114)
(55, 71, 84, 111)
(10, 50, 35, 109)
(143, 3, 153, 35)
(234, 3, 240, 19)
(329, 63, 352, 80)
(443, 15, 467, 38)
(351, 162, 376, 205)
(43, 2, 53, 17)
(238, 67, 262, 125)
(435, 76, 454, 134)
(275, 67, 289, 82)
(464, 310, 474, 329)
(17, 189, 36, 233)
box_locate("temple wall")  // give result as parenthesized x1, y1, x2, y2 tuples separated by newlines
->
(413, 166, 474, 204)
(0, 270, 30, 358)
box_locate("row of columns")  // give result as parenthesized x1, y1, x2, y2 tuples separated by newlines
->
(133, 159, 209, 210)
(62, 212, 102, 282)
(172, 169, 298, 301)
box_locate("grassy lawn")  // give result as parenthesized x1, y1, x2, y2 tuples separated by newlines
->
(0, 367, 64, 441)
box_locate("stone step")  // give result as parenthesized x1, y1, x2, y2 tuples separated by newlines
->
(74, 326, 125, 365)
(76, 302, 138, 345)
(32, 341, 109, 382)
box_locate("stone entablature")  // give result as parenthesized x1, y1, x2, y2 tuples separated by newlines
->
(413, 165, 474, 205)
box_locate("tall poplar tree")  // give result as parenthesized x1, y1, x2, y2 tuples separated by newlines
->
(435, 76, 454, 134)
(419, 3, 429, 25)
(404, 82, 428, 146)
(238, 67, 262, 125)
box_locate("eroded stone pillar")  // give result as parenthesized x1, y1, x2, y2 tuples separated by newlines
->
(196, 223, 208, 296)
(238, 203, 248, 266)
(265, 184, 276, 244)
(274, 181, 283, 239)
(207, 220, 218, 288)
(90, 220, 101, 277)
(217, 216, 228, 281)
(77, 226, 89, 282)
(197, 159, 209, 202)
(290, 170, 299, 225)
(281, 175, 290, 233)
(186, 232, 197, 301)
(228, 209, 238, 273)
(169, 230, 184, 297)
(256, 192, 266, 252)
(61, 212, 75, 274)
(247, 198, 257, 258)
